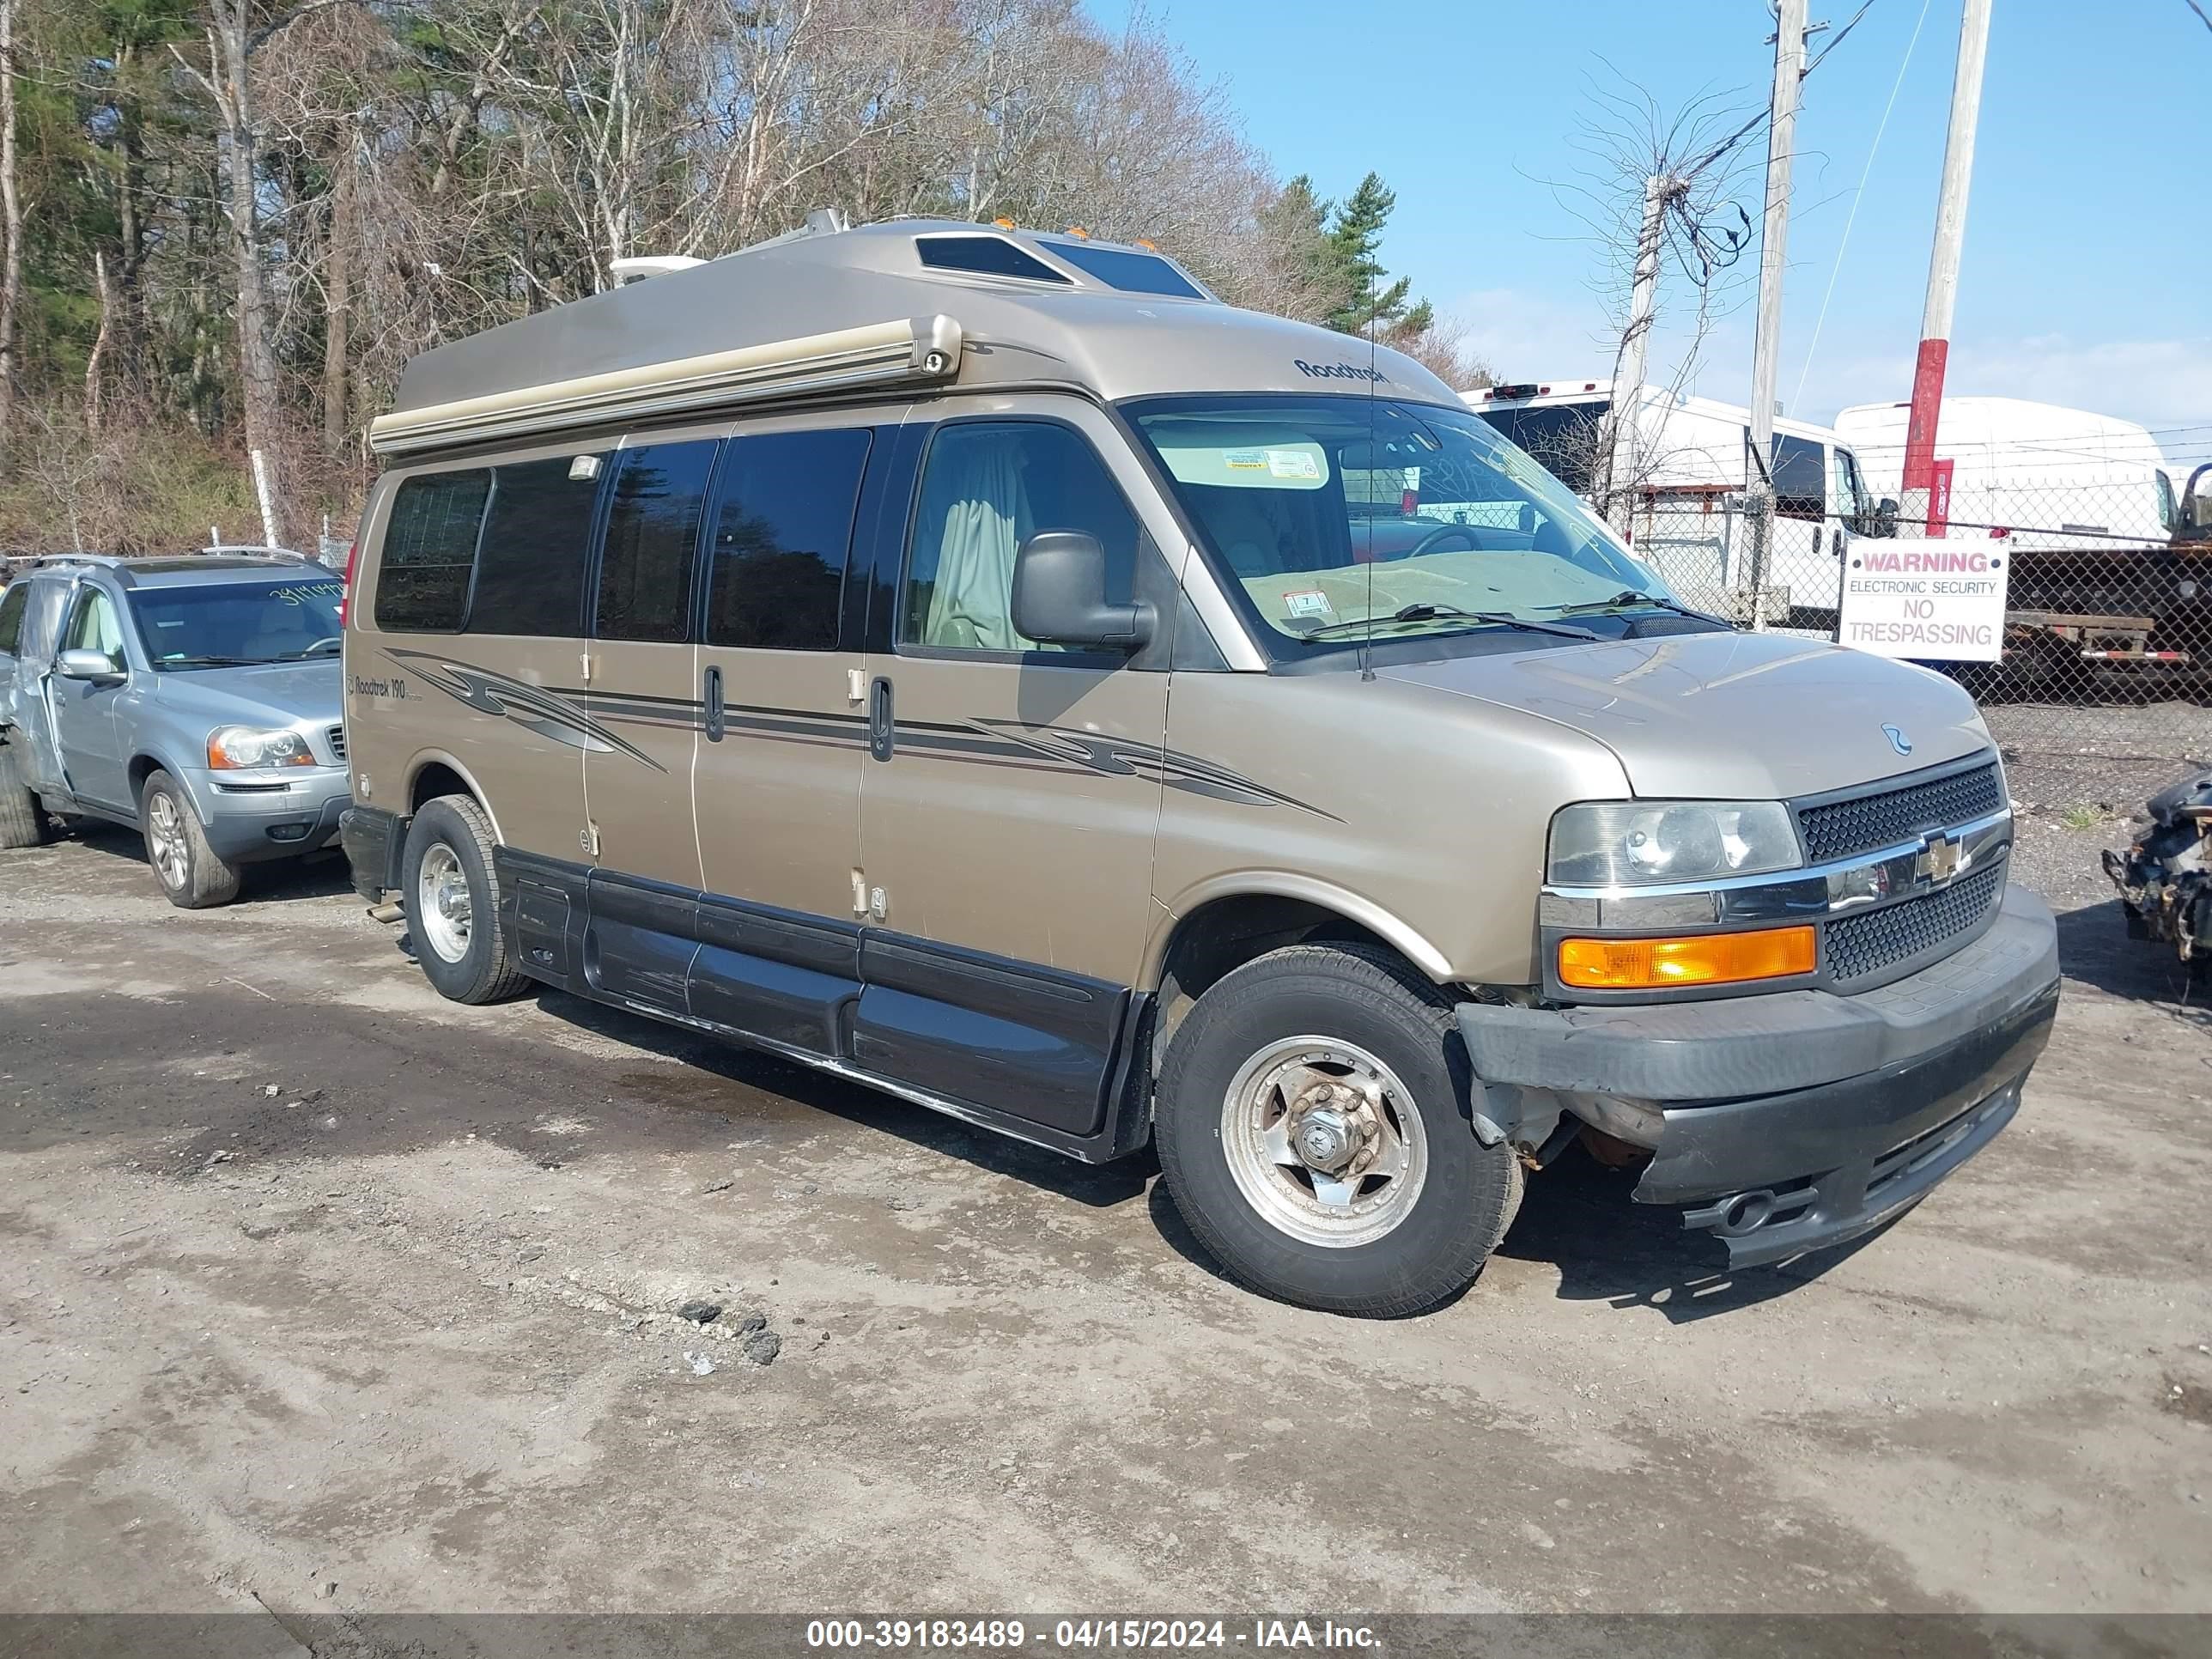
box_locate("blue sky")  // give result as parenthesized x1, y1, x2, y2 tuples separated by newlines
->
(1091, 0, 2212, 469)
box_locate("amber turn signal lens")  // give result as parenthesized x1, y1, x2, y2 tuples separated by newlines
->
(1558, 926, 1816, 990)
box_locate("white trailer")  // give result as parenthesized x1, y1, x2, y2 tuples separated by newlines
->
(1833, 396, 2179, 552)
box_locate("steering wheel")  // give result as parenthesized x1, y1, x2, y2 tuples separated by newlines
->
(1409, 525, 1480, 557)
(305, 635, 343, 655)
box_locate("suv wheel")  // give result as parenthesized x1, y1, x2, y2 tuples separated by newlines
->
(1154, 943, 1522, 1318)
(400, 795, 531, 1005)
(141, 769, 242, 908)
(0, 734, 53, 849)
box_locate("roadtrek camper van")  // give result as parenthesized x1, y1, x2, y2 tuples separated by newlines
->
(339, 216, 2059, 1316)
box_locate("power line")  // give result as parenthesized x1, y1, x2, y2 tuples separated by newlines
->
(1793, 0, 1934, 413)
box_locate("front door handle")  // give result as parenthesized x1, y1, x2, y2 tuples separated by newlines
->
(703, 665, 725, 743)
(868, 676, 894, 762)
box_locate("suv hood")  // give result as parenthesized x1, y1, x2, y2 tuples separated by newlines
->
(1380, 631, 1992, 800)
(153, 659, 343, 732)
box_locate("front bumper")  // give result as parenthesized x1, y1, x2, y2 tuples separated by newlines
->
(1456, 883, 2061, 1267)
(189, 766, 352, 863)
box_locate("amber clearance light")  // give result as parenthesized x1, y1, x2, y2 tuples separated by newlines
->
(1558, 926, 1816, 990)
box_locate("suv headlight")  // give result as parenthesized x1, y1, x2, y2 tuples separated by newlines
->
(207, 725, 316, 769)
(1548, 800, 1802, 887)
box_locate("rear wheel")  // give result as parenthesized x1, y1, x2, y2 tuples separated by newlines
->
(141, 769, 242, 908)
(0, 733, 52, 849)
(1154, 943, 1522, 1317)
(400, 794, 530, 1005)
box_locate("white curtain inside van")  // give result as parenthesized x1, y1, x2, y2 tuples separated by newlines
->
(921, 430, 1033, 651)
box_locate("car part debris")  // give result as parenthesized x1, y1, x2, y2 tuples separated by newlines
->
(2104, 770, 2212, 974)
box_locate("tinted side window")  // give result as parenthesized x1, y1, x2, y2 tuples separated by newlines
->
(902, 422, 1138, 652)
(375, 471, 489, 633)
(705, 429, 872, 651)
(598, 441, 716, 643)
(0, 583, 27, 654)
(467, 457, 605, 637)
(1773, 434, 1826, 521)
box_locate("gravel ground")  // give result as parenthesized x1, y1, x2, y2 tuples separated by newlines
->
(2, 799, 2209, 1641)
(1986, 702, 2211, 915)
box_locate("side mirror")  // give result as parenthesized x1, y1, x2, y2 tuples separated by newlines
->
(56, 647, 125, 684)
(1875, 497, 1900, 538)
(1011, 532, 1155, 652)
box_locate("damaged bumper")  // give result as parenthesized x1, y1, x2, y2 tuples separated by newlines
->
(1455, 884, 2061, 1267)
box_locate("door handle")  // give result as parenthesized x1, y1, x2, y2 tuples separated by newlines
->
(703, 665, 725, 744)
(867, 675, 894, 762)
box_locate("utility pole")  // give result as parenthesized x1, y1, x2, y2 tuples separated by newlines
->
(1745, 0, 1809, 632)
(1601, 172, 1680, 534)
(1900, 0, 1994, 535)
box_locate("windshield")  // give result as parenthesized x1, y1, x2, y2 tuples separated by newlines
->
(1127, 396, 1675, 657)
(128, 577, 344, 667)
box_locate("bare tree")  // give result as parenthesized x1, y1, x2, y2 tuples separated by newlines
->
(1541, 72, 1761, 523)
(0, 0, 23, 452)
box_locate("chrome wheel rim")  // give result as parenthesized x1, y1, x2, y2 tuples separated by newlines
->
(1220, 1036, 1429, 1249)
(147, 792, 190, 890)
(416, 844, 472, 963)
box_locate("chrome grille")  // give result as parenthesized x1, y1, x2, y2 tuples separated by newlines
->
(1798, 762, 2004, 864)
(1826, 864, 2003, 985)
(327, 724, 348, 763)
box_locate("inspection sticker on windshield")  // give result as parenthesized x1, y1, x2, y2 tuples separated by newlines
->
(1267, 448, 1321, 480)
(1283, 588, 1334, 620)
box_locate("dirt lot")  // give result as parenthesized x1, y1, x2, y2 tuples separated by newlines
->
(2, 810, 2209, 1634)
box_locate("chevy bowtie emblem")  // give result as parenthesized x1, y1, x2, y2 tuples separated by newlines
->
(1884, 724, 1912, 756)
(1917, 832, 1963, 884)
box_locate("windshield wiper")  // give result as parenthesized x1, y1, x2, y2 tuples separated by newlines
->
(1548, 590, 1726, 623)
(1301, 602, 1600, 641)
(155, 653, 270, 667)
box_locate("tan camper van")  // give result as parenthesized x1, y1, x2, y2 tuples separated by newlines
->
(340, 218, 2059, 1316)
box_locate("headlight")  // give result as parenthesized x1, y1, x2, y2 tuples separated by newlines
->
(206, 725, 316, 769)
(1547, 800, 1802, 887)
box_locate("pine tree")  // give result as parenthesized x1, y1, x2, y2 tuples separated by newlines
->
(1323, 172, 1419, 335)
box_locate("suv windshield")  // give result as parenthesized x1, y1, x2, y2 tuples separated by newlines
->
(128, 576, 344, 667)
(1127, 396, 1675, 658)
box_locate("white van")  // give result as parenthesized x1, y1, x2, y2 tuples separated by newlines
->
(1468, 380, 1880, 629)
(1834, 396, 2178, 553)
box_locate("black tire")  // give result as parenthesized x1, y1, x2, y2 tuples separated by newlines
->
(399, 794, 531, 1006)
(140, 768, 242, 908)
(1154, 943, 1522, 1318)
(0, 732, 52, 849)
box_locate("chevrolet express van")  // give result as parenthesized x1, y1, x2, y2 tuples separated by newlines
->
(339, 217, 2060, 1316)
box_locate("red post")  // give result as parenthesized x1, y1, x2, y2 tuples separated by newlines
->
(1900, 337, 1949, 531)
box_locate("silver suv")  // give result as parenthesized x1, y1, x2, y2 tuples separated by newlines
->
(0, 553, 349, 907)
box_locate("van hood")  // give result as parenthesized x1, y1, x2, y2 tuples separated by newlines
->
(153, 659, 343, 732)
(1379, 630, 1992, 800)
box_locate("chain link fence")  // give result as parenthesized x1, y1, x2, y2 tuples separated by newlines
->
(1628, 477, 2212, 811)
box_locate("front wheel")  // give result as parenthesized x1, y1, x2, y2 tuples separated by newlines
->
(400, 794, 531, 1005)
(1154, 944, 1522, 1317)
(141, 769, 242, 908)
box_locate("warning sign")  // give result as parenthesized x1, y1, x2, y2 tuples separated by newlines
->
(1838, 538, 2009, 664)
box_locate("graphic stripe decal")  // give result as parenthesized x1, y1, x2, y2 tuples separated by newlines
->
(389, 650, 1333, 814)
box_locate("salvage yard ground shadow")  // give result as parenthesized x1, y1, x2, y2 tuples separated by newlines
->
(532, 987, 1152, 1211)
(51, 819, 356, 905)
(2053, 897, 2212, 1018)
(540, 984, 1884, 1321)
(1493, 1146, 1896, 1323)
